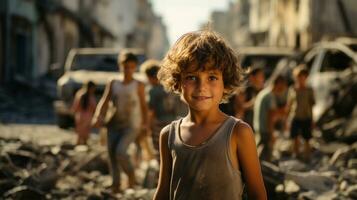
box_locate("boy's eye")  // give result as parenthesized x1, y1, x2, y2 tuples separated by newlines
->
(185, 76, 197, 81)
(208, 76, 218, 81)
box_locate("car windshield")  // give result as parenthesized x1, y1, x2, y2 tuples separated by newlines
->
(70, 54, 118, 72)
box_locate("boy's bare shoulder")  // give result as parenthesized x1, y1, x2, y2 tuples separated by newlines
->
(160, 124, 172, 137)
(75, 88, 85, 97)
(159, 124, 173, 150)
(136, 80, 146, 88)
(107, 78, 117, 87)
(232, 119, 254, 140)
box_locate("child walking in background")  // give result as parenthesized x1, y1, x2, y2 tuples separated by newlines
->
(242, 66, 265, 128)
(154, 30, 267, 200)
(253, 75, 287, 161)
(92, 52, 148, 193)
(142, 59, 185, 160)
(287, 65, 315, 160)
(71, 81, 97, 145)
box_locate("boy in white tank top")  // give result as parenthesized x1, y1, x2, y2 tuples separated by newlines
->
(92, 52, 149, 193)
(153, 31, 267, 200)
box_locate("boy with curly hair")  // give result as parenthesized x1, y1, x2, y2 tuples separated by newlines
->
(153, 30, 266, 200)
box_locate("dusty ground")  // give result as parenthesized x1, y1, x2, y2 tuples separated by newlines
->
(0, 86, 157, 199)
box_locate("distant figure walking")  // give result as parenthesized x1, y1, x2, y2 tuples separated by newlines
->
(92, 51, 148, 193)
(254, 75, 287, 161)
(219, 66, 265, 124)
(241, 66, 265, 128)
(142, 59, 186, 160)
(286, 65, 315, 160)
(71, 81, 97, 145)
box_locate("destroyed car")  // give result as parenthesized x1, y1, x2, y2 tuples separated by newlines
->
(53, 48, 147, 128)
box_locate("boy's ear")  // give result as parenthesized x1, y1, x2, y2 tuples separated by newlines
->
(223, 88, 230, 95)
(175, 83, 182, 92)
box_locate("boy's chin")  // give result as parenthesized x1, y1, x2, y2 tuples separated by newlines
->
(189, 104, 216, 112)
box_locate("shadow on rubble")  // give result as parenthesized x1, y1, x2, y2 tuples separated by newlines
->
(0, 84, 56, 125)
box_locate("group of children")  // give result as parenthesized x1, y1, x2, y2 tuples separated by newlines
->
(70, 29, 316, 199)
(243, 65, 315, 162)
(218, 61, 315, 163)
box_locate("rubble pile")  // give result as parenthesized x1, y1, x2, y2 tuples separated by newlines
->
(0, 137, 156, 200)
(263, 141, 357, 200)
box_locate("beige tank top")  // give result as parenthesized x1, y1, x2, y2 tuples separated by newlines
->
(168, 116, 244, 200)
(107, 80, 141, 130)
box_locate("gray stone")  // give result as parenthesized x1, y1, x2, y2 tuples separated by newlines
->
(319, 142, 349, 155)
(278, 159, 309, 172)
(22, 166, 59, 192)
(285, 171, 336, 193)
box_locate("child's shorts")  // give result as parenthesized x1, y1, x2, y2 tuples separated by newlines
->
(290, 118, 312, 140)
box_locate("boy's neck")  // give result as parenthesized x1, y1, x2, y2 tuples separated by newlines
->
(123, 76, 134, 83)
(185, 108, 226, 125)
(295, 83, 306, 89)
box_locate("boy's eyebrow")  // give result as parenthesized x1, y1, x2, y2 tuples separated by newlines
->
(207, 70, 220, 75)
(183, 71, 196, 75)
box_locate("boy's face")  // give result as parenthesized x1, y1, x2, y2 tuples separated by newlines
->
(275, 81, 287, 95)
(250, 71, 265, 89)
(88, 86, 96, 94)
(147, 76, 159, 85)
(297, 73, 308, 86)
(122, 61, 137, 77)
(180, 66, 224, 112)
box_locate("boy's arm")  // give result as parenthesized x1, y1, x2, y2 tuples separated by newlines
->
(233, 93, 245, 119)
(267, 109, 276, 143)
(310, 87, 316, 106)
(137, 82, 149, 130)
(267, 96, 279, 143)
(234, 122, 267, 200)
(153, 125, 172, 200)
(285, 88, 294, 115)
(71, 91, 81, 113)
(92, 80, 113, 128)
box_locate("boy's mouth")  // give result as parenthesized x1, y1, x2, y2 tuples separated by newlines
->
(192, 96, 212, 100)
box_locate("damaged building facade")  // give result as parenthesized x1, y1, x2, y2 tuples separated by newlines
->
(0, 0, 169, 85)
(211, 0, 357, 50)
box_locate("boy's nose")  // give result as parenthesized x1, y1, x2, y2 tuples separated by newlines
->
(197, 79, 208, 91)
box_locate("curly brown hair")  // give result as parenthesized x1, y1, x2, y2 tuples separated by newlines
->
(158, 30, 245, 102)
